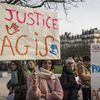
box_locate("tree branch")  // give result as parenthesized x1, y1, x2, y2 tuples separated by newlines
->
(0, 0, 84, 20)
(31, 0, 66, 8)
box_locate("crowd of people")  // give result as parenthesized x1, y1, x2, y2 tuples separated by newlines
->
(6, 56, 91, 100)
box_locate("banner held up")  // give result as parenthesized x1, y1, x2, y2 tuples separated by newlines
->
(0, 3, 60, 60)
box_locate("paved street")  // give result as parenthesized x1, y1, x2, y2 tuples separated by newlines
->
(0, 72, 10, 100)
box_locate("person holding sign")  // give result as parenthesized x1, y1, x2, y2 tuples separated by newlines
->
(26, 60, 63, 100)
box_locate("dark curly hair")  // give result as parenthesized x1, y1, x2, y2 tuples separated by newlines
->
(10, 61, 22, 70)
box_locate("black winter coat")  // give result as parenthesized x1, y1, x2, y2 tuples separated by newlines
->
(14, 68, 27, 100)
(60, 67, 78, 100)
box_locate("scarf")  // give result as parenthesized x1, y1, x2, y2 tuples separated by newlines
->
(35, 67, 54, 79)
(11, 70, 18, 85)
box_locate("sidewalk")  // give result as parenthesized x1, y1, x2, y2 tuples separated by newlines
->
(0, 73, 10, 100)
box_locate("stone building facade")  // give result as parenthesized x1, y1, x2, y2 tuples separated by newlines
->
(60, 28, 100, 48)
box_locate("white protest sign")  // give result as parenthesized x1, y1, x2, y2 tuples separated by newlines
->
(0, 3, 60, 60)
(91, 43, 100, 100)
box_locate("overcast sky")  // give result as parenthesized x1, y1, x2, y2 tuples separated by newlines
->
(58, 0, 100, 35)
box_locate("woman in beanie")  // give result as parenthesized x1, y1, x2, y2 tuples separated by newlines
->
(60, 57, 79, 100)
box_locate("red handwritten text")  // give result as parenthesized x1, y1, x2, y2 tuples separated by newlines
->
(4, 8, 58, 30)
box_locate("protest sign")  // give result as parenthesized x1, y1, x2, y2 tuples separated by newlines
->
(91, 43, 100, 100)
(0, 3, 60, 60)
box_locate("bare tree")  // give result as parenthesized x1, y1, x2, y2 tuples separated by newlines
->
(61, 44, 90, 59)
(0, 0, 84, 18)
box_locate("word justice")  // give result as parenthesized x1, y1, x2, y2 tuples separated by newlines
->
(4, 8, 58, 30)
(0, 33, 55, 57)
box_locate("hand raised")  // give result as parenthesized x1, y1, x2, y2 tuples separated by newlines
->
(32, 70, 37, 85)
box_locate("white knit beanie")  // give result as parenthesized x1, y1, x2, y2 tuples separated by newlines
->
(66, 57, 75, 64)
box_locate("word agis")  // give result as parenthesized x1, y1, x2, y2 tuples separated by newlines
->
(0, 32, 55, 57)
